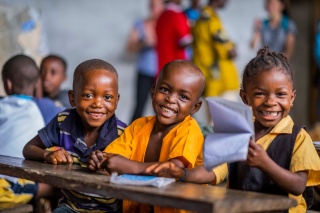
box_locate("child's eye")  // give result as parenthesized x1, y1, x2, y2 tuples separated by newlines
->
(83, 94, 93, 99)
(104, 95, 112, 100)
(254, 92, 264, 96)
(160, 87, 169, 93)
(277, 92, 287, 97)
(179, 94, 189, 101)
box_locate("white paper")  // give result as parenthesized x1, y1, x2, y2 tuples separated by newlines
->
(203, 97, 254, 171)
(109, 173, 175, 188)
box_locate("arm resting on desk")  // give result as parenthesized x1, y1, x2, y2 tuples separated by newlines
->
(23, 135, 73, 165)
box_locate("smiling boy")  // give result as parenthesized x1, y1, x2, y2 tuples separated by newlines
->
(23, 59, 127, 212)
(87, 60, 215, 213)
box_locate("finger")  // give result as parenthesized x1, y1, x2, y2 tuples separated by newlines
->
(153, 163, 170, 173)
(56, 151, 67, 164)
(50, 155, 58, 165)
(248, 147, 256, 157)
(248, 140, 258, 150)
(96, 151, 104, 161)
(62, 149, 73, 165)
(145, 163, 160, 174)
(88, 164, 96, 171)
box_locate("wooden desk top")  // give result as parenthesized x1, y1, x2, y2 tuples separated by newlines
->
(0, 155, 297, 213)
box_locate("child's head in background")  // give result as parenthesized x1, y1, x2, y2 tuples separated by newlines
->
(68, 59, 120, 129)
(151, 60, 205, 128)
(240, 46, 296, 129)
(40, 55, 67, 99)
(2, 54, 39, 96)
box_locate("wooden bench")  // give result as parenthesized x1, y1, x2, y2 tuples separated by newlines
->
(0, 204, 33, 213)
(0, 155, 297, 213)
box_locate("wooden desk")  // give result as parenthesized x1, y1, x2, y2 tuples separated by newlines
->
(0, 155, 296, 213)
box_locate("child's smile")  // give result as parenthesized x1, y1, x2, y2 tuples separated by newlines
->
(87, 111, 106, 120)
(241, 68, 296, 129)
(160, 105, 177, 117)
(259, 110, 281, 122)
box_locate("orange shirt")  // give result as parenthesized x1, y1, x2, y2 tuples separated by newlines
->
(105, 116, 204, 213)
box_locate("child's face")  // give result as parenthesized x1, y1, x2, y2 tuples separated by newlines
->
(265, 0, 284, 16)
(68, 69, 119, 129)
(240, 68, 296, 128)
(151, 66, 202, 127)
(40, 58, 66, 96)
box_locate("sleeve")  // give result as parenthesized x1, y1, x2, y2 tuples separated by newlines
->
(38, 115, 61, 148)
(290, 129, 320, 186)
(209, 16, 234, 60)
(175, 13, 192, 46)
(212, 163, 228, 185)
(167, 119, 204, 168)
(287, 19, 297, 35)
(104, 118, 141, 159)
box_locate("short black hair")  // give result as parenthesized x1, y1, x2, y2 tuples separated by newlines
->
(72, 59, 118, 90)
(241, 46, 295, 91)
(158, 60, 205, 99)
(40, 54, 67, 73)
(2, 54, 39, 92)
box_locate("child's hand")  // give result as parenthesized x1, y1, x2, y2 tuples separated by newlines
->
(145, 162, 185, 180)
(44, 148, 73, 165)
(87, 150, 107, 171)
(102, 153, 127, 174)
(246, 139, 270, 169)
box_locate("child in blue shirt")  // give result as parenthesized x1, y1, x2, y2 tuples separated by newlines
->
(23, 59, 127, 213)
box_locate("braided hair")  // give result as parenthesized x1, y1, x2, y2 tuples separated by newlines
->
(241, 46, 295, 91)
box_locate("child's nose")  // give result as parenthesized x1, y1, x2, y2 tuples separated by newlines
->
(166, 94, 177, 103)
(93, 98, 103, 107)
(265, 95, 277, 105)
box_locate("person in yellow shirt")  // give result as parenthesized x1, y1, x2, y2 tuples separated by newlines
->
(192, 0, 239, 100)
(148, 47, 320, 213)
(87, 60, 225, 213)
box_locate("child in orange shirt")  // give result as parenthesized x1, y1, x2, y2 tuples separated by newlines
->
(87, 60, 226, 213)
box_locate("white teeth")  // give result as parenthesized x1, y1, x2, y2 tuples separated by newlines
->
(161, 107, 176, 115)
(262, 111, 278, 117)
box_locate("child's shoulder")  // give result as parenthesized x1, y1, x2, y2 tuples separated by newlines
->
(115, 116, 128, 136)
(176, 116, 203, 135)
(56, 108, 74, 123)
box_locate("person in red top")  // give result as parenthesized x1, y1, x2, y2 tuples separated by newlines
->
(156, 0, 192, 77)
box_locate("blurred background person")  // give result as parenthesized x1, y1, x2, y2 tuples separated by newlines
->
(156, 0, 192, 78)
(40, 54, 71, 108)
(184, 0, 202, 60)
(250, 0, 297, 59)
(192, 0, 239, 101)
(192, 0, 240, 126)
(127, 0, 164, 123)
(184, 0, 201, 26)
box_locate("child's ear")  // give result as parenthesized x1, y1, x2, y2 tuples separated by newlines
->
(291, 90, 297, 105)
(68, 90, 75, 107)
(190, 99, 202, 115)
(150, 84, 156, 98)
(115, 93, 120, 106)
(240, 89, 248, 105)
(4, 78, 13, 95)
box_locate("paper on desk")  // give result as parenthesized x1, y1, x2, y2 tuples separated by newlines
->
(203, 97, 254, 171)
(110, 173, 175, 188)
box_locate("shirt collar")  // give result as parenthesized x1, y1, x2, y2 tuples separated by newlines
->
(269, 115, 294, 134)
(59, 108, 119, 151)
(12, 94, 33, 100)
